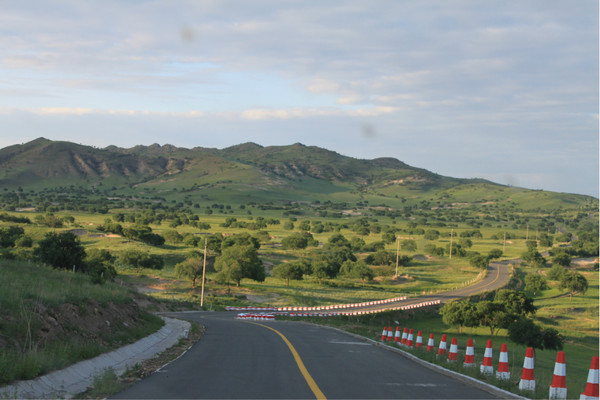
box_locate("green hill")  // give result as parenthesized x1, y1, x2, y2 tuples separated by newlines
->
(0, 138, 596, 210)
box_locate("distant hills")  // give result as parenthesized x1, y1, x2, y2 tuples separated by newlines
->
(0, 138, 596, 210)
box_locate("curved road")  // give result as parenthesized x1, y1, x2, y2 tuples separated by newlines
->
(112, 262, 513, 399)
(114, 312, 503, 399)
(287, 262, 512, 315)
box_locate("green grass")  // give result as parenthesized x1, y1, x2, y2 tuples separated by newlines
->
(0, 260, 164, 385)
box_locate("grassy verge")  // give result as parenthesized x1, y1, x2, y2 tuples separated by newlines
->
(0, 260, 164, 385)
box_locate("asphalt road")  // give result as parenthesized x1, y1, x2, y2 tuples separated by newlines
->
(295, 262, 512, 315)
(113, 312, 501, 399)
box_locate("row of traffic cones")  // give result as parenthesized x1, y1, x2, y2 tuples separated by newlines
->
(380, 327, 599, 399)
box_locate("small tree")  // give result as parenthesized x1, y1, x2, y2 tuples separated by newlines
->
(34, 232, 86, 270)
(524, 273, 548, 296)
(175, 258, 203, 288)
(508, 317, 563, 350)
(495, 290, 536, 317)
(469, 254, 489, 270)
(440, 300, 479, 333)
(214, 244, 265, 287)
(522, 250, 546, 267)
(559, 271, 588, 300)
(488, 249, 503, 260)
(401, 239, 417, 252)
(272, 262, 304, 287)
(476, 301, 510, 336)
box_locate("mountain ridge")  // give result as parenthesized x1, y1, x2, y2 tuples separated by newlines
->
(0, 138, 596, 209)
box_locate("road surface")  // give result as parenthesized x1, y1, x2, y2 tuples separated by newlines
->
(113, 312, 503, 399)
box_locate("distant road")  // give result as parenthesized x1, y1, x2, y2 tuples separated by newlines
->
(291, 262, 512, 315)
(113, 312, 503, 399)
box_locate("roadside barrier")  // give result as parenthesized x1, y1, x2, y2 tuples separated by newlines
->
(448, 338, 458, 362)
(519, 347, 536, 392)
(394, 326, 402, 343)
(225, 299, 442, 316)
(580, 356, 599, 400)
(480, 339, 494, 375)
(415, 330, 423, 349)
(549, 351, 567, 400)
(406, 329, 414, 348)
(496, 343, 510, 380)
(426, 333, 434, 352)
(463, 339, 475, 368)
(438, 334, 447, 356)
(236, 313, 275, 321)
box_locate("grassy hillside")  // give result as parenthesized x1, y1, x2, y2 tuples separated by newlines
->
(0, 260, 164, 385)
(0, 138, 596, 211)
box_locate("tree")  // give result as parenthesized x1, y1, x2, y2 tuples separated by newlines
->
(524, 273, 548, 296)
(282, 232, 313, 249)
(222, 232, 261, 250)
(340, 260, 374, 283)
(548, 264, 567, 280)
(495, 290, 536, 317)
(522, 250, 546, 267)
(401, 239, 417, 252)
(119, 250, 164, 273)
(476, 301, 510, 336)
(488, 249, 503, 260)
(508, 317, 563, 351)
(458, 238, 472, 248)
(214, 244, 265, 287)
(311, 259, 332, 284)
(559, 271, 588, 300)
(424, 230, 440, 241)
(175, 258, 203, 287)
(469, 254, 489, 270)
(34, 232, 86, 270)
(552, 253, 571, 267)
(440, 300, 479, 333)
(272, 262, 304, 287)
(381, 231, 396, 244)
(84, 249, 117, 284)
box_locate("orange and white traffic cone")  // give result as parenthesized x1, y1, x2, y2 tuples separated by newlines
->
(406, 329, 414, 348)
(463, 339, 475, 368)
(437, 334, 447, 356)
(426, 333, 435, 352)
(580, 356, 599, 400)
(480, 339, 494, 375)
(549, 351, 567, 400)
(415, 330, 423, 349)
(394, 326, 402, 343)
(401, 328, 408, 347)
(496, 343, 510, 380)
(519, 347, 535, 392)
(381, 326, 387, 342)
(387, 326, 394, 341)
(448, 337, 458, 362)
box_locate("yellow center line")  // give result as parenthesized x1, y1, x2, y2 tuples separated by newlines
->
(249, 322, 327, 400)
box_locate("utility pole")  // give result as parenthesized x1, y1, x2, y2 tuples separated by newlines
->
(526, 224, 529, 241)
(395, 236, 400, 277)
(503, 231, 506, 254)
(449, 229, 454, 260)
(200, 238, 207, 308)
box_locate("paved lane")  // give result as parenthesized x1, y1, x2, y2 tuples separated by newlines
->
(113, 313, 502, 399)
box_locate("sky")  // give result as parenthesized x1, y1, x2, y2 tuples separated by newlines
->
(1, 1, 598, 197)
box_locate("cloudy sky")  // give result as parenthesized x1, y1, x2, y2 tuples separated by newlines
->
(1, 1, 598, 197)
